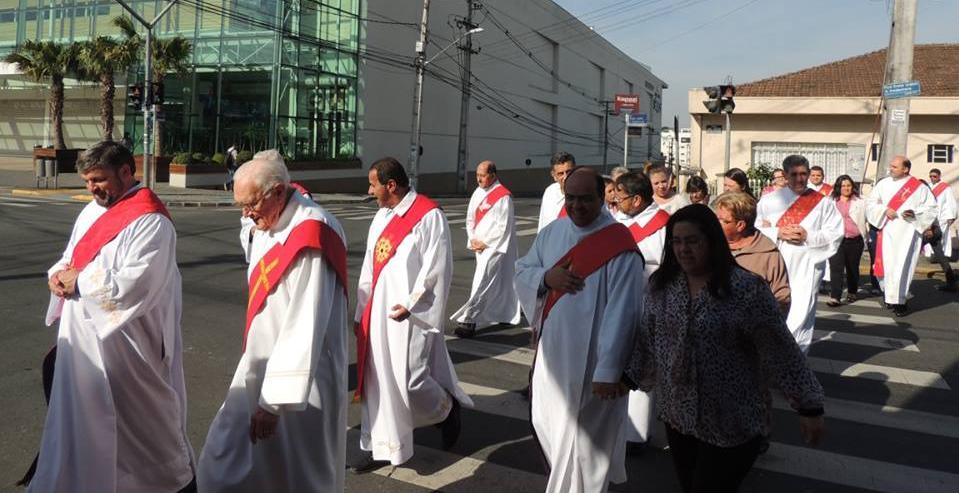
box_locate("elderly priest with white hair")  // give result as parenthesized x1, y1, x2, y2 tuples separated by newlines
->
(198, 150, 349, 492)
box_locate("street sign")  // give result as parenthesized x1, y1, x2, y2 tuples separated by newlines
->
(628, 112, 648, 126)
(614, 94, 640, 114)
(627, 127, 643, 136)
(883, 80, 921, 100)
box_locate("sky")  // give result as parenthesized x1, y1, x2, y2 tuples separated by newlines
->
(553, 0, 959, 127)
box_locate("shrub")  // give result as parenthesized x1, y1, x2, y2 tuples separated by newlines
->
(172, 152, 192, 165)
(191, 152, 209, 165)
(237, 150, 254, 165)
(211, 152, 225, 166)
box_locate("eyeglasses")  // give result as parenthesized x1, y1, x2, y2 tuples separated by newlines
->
(614, 194, 635, 204)
(235, 190, 273, 213)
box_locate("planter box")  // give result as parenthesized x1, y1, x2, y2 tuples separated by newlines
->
(169, 163, 229, 189)
(32, 148, 84, 174)
(133, 155, 171, 182)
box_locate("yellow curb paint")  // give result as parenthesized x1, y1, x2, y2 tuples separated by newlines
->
(71, 195, 93, 202)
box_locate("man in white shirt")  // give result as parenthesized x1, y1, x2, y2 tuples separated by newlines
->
(537, 151, 577, 231)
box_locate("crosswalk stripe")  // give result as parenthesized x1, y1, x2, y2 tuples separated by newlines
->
(812, 329, 919, 352)
(516, 227, 538, 237)
(336, 212, 378, 220)
(819, 310, 898, 326)
(0, 201, 34, 207)
(818, 295, 883, 309)
(445, 336, 533, 366)
(805, 357, 950, 390)
(448, 218, 468, 225)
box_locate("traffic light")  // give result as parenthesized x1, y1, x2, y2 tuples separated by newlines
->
(703, 85, 736, 114)
(151, 82, 165, 105)
(128, 84, 143, 110)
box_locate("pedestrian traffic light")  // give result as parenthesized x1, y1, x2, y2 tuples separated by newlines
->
(152, 82, 165, 105)
(128, 84, 143, 110)
(703, 85, 736, 114)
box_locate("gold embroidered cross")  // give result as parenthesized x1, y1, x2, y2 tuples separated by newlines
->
(249, 257, 280, 305)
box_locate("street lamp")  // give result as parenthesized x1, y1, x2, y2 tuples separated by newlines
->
(407, 26, 483, 189)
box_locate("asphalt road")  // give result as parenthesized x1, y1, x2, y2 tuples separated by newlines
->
(2, 193, 958, 492)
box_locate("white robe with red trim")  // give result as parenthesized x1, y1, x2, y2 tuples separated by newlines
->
(538, 182, 565, 232)
(354, 190, 473, 465)
(925, 182, 957, 257)
(451, 181, 522, 328)
(756, 187, 843, 351)
(865, 176, 938, 305)
(35, 186, 194, 493)
(515, 213, 645, 493)
(198, 193, 348, 492)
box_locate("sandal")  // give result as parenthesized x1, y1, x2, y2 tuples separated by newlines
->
(845, 294, 857, 303)
(826, 298, 842, 307)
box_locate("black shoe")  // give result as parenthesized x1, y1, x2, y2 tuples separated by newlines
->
(625, 441, 647, 456)
(757, 435, 771, 455)
(440, 397, 462, 450)
(937, 284, 958, 293)
(892, 304, 909, 317)
(348, 452, 388, 474)
(454, 323, 476, 338)
(520, 384, 530, 401)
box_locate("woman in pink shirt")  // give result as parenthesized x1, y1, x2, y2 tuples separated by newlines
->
(826, 175, 868, 307)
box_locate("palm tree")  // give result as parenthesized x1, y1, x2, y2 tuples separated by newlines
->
(114, 15, 192, 156)
(78, 35, 139, 141)
(3, 40, 80, 149)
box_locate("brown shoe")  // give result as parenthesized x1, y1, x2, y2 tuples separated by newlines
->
(826, 298, 842, 307)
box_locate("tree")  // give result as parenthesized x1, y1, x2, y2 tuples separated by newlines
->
(78, 33, 139, 141)
(114, 15, 192, 156)
(3, 40, 80, 149)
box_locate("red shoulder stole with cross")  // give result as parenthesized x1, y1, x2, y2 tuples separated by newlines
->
(818, 183, 834, 196)
(873, 176, 922, 277)
(70, 187, 171, 272)
(932, 182, 949, 198)
(244, 219, 348, 351)
(628, 209, 670, 244)
(540, 223, 639, 325)
(474, 184, 511, 228)
(355, 194, 439, 400)
(776, 189, 825, 228)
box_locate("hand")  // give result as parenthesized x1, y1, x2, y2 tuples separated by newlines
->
(48, 268, 77, 297)
(469, 239, 487, 252)
(389, 304, 411, 322)
(249, 407, 279, 444)
(544, 259, 585, 294)
(48, 270, 67, 297)
(591, 382, 628, 401)
(760, 219, 772, 228)
(885, 208, 898, 220)
(799, 415, 824, 447)
(901, 209, 915, 220)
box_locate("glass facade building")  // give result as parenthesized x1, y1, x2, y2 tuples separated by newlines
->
(0, 0, 360, 161)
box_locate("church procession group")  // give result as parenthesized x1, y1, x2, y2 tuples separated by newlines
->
(23, 138, 957, 493)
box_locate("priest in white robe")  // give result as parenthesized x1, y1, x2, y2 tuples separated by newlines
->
(30, 141, 194, 493)
(537, 151, 577, 231)
(451, 160, 521, 337)
(516, 168, 645, 493)
(756, 155, 843, 352)
(865, 156, 938, 316)
(613, 171, 666, 447)
(198, 151, 348, 492)
(351, 157, 473, 473)
(926, 167, 957, 258)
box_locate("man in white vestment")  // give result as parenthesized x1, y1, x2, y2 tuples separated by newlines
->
(537, 151, 577, 231)
(516, 168, 645, 493)
(613, 171, 667, 450)
(30, 141, 195, 493)
(756, 155, 843, 351)
(198, 150, 348, 492)
(350, 157, 473, 473)
(925, 168, 957, 260)
(865, 156, 938, 316)
(451, 160, 521, 338)
(649, 165, 691, 215)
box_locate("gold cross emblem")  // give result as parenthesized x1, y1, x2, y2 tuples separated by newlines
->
(249, 257, 280, 306)
(375, 237, 393, 264)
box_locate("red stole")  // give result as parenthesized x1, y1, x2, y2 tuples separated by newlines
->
(474, 184, 511, 228)
(818, 183, 834, 196)
(70, 187, 171, 272)
(557, 205, 568, 219)
(873, 176, 922, 277)
(776, 189, 825, 228)
(540, 223, 638, 325)
(932, 182, 949, 199)
(244, 218, 347, 351)
(628, 209, 670, 244)
(355, 194, 439, 400)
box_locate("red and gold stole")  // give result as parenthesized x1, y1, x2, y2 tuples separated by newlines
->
(873, 176, 922, 277)
(932, 181, 949, 199)
(819, 183, 834, 196)
(474, 184, 511, 228)
(354, 194, 439, 400)
(628, 209, 670, 244)
(776, 189, 825, 228)
(540, 223, 639, 325)
(70, 187, 171, 272)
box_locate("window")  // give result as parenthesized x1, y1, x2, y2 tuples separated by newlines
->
(870, 143, 880, 161)
(927, 144, 954, 164)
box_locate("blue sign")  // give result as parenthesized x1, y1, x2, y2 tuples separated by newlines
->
(883, 81, 921, 99)
(628, 112, 649, 126)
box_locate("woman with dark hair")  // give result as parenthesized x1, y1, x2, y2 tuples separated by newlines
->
(825, 175, 868, 306)
(624, 204, 824, 493)
(723, 167, 753, 197)
(685, 176, 710, 205)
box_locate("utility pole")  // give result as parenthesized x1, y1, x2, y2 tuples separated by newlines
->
(622, 112, 630, 168)
(408, 0, 432, 189)
(876, 0, 918, 182)
(601, 100, 610, 173)
(454, 1, 480, 195)
(724, 111, 731, 172)
(114, 0, 179, 190)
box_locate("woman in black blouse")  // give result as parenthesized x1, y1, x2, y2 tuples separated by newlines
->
(624, 204, 824, 493)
